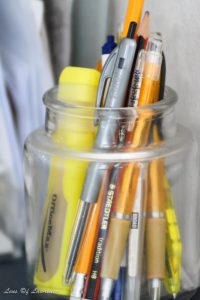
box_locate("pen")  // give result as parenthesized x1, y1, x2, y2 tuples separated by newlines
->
(121, 16, 150, 297)
(146, 125, 166, 300)
(125, 13, 150, 143)
(100, 35, 118, 107)
(126, 41, 165, 300)
(65, 22, 137, 283)
(138, 34, 163, 105)
(126, 33, 163, 150)
(126, 165, 147, 300)
(152, 47, 181, 298)
(125, 12, 149, 111)
(127, 49, 146, 109)
(113, 251, 127, 300)
(70, 170, 110, 299)
(159, 52, 166, 101)
(100, 162, 141, 300)
(127, 11, 150, 108)
(134, 35, 165, 300)
(84, 165, 121, 300)
(102, 35, 117, 67)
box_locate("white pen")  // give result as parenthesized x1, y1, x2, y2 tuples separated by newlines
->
(126, 164, 147, 300)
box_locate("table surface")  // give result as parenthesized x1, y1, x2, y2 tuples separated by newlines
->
(0, 255, 199, 300)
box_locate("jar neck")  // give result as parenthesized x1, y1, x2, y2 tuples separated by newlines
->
(44, 102, 177, 151)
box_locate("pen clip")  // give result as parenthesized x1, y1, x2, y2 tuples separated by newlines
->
(96, 46, 119, 108)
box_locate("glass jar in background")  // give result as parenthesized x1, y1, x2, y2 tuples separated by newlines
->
(24, 85, 200, 300)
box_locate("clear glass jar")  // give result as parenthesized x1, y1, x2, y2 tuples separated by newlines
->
(24, 86, 200, 300)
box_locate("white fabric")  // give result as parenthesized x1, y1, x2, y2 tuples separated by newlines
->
(0, 58, 23, 256)
(0, 0, 53, 256)
(0, 0, 53, 147)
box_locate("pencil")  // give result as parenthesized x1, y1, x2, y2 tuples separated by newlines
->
(136, 11, 150, 50)
(122, 0, 145, 38)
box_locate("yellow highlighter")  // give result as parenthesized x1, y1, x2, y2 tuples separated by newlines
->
(164, 177, 182, 298)
(34, 67, 100, 296)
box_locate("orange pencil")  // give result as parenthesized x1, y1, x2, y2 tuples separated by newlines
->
(122, 0, 145, 38)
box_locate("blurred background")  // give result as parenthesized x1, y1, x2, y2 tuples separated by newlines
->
(0, 0, 200, 298)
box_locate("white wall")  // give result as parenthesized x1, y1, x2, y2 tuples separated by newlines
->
(72, 0, 200, 141)
(143, 0, 200, 141)
(71, 0, 113, 67)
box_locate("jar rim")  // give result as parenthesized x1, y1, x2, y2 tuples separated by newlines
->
(27, 125, 192, 163)
(43, 85, 178, 115)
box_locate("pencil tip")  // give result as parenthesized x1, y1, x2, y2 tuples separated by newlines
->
(137, 11, 150, 39)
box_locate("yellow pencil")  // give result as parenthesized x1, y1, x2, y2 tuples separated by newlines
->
(122, 0, 145, 38)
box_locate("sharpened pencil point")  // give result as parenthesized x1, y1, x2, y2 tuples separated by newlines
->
(137, 11, 150, 39)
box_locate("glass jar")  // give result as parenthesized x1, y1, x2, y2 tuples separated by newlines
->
(24, 86, 200, 300)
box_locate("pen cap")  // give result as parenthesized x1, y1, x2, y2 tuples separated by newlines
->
(102, 35, 117, 55)
(48, 67, 100, 149)
(146, 32, 163, 66)
(147, 32, 163, 53)
(58, 67, 100, 106)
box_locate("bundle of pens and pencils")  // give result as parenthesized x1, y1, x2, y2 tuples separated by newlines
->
(64, 2, 181, 300)
(34, 1, 182, 300)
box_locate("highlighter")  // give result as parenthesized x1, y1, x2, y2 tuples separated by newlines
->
(164, 177, 182, 298)
(34, 67, 100, 296)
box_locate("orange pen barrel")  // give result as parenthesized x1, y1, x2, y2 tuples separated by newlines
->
(147, 125, 166, 214)
(138, 62, 162, 105)
(147, 160, 166, 213)
(146, 125, 166, 281)
(112, 163, 141, 216)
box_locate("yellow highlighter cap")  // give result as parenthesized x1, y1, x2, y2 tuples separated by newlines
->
(58, 67, 100, 106)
